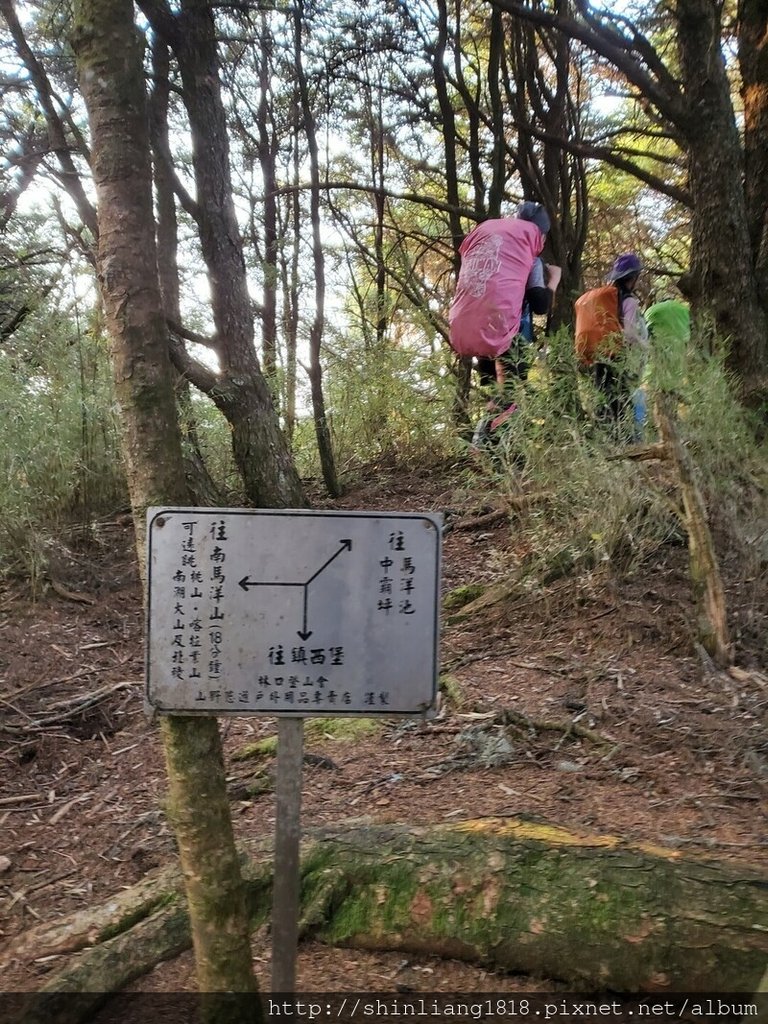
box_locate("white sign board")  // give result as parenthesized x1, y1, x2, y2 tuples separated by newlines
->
(146, 508, 441, 716)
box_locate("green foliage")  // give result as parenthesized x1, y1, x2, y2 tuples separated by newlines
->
(304, 717, 379, 742)
(669, 345, 768, 651)
(489, 391, 674, 581)
(0, 301, 125, 583)
(232, 719, 378, 768)
(184, 394, 244, 501)
(294, 331, 462, 478)
(468, 331, 766, 605)
(442, 582, 486, 611)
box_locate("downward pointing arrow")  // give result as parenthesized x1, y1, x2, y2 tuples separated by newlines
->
(238, 538, 353, 638)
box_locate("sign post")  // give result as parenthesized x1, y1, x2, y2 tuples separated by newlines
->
(272, 716, 304, 993)
(146, 508, 441, 991)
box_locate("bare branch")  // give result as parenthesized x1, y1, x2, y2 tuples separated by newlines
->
(0, 0, 98, 239)
(273, 178, 478, 225)
(490, 0, 687, 128)
(166, 317, 219, 350)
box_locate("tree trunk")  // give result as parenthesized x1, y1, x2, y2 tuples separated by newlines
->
(140, 0, 305, 509)
(654, 395, 731, 666)
(676, 0, 768, 400)
(256, 10, 279, 384)
(159, 716, 262, 998)
(11, 818, 768, 1017)
(280, 125, 301, 445)
(71, 0, 187, 554)
(70, 2, 261, 1012)
(149, 36, 223, 508)
(738, 0, 768, 301)
(294, 0, 340, 498)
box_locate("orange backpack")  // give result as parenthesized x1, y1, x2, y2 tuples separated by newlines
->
(574, 285, 623, 366)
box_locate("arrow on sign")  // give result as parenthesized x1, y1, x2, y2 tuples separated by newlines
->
(238, 576, 301, 591)
(238, 538, 353, 638)
(306, 538, 352, 584)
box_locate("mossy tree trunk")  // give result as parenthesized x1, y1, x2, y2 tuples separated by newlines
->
(13, 819, 768, 1019)
(70, 3, 261, 1014)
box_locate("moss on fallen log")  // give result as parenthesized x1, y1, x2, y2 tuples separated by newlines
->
(10, 818, 768, 1018)
(301, 819, 767, 992)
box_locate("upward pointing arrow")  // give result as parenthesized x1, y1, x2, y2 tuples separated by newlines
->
(299, 539, 352, 637)
(305, 538, 352, 585)
(236, 539, 353, 639)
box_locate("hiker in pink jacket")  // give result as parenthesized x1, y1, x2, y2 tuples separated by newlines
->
(449, 202, 561, 390)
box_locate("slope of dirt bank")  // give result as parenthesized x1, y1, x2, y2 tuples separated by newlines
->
(1, 459, 766, 995)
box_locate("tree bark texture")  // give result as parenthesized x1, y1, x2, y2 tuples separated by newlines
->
(10, 818, 768, 1018)
(70, 0, 188, 558)
(293, 0, 340, 498)
(159, 715, 261, 998)
(738, 0, 768, 298)
(139, 0, 305, 509)
(255, 10, 279, 383)
(71, 3, 261, 1011)
(675, 0, 768, 396)
(149, 37, 223, 507)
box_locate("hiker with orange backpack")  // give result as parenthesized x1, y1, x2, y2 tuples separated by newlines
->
(574, 252, 648, 427)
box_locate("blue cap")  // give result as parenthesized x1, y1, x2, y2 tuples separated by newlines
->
(516, 201, 551, 236)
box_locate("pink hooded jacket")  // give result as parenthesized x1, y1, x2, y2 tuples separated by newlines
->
(449, 218, 545, 359)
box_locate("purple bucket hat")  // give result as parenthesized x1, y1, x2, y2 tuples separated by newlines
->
(606, 252, 643, 283)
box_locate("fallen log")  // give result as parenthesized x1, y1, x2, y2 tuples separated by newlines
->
(451, 493, 553, 531)
(447, 546, 597, 622)
(8, 818, 768, 1020)
(654, 394, 732, 666)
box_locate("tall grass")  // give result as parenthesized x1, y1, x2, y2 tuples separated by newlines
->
(306, 330, 462, 479)
(464, 329, 767, 635)
(0, 309, 124, 583)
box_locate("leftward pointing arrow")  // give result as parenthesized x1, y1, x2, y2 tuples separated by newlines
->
(237, 539, 353, 639)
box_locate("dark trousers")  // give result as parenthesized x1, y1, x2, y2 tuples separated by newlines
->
(476, 338, 532, 391)
(593, 361, 633, 423)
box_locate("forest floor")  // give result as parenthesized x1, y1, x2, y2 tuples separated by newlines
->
(1, 456, 767, 1002)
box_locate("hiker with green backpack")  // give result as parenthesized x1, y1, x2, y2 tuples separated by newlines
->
(645, 296, 691, 393)
(574, 252, 649, 429)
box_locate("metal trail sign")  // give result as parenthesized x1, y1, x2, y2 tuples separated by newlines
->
(146, 508, 441, 715)
(145, 506, 442, 993)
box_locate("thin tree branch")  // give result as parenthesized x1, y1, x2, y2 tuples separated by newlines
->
(490, 0, 687, 128)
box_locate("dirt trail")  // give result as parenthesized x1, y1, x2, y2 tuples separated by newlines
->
(1, 461, 766, 993)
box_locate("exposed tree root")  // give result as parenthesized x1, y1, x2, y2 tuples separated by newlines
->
(494, 707, 618, 748)
(605, 442, 669, 463)
(451, 493, 553, 531)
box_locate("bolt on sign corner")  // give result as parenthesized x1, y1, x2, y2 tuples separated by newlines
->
(146, 508, 442, 717)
